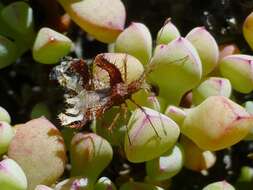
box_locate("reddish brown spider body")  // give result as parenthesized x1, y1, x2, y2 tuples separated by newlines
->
(51, 53, 145, 128)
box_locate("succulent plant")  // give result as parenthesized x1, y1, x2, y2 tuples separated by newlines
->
(70, 133, 113, 183)
(181, 96, 253, 151)
(94, 177, 117, 190)
(0, 121, 14, 155)
(164, 105, 186, 126)
(243, 11, 253, 50)
(144, 177, 172, 190)
(192, 77, 232, 105)
(120, 182, 164, 190)
(0, 35, 17, 69)
(186, 27, 219, 76)
(32, 27, 73, 64)
(30, 102, 51, 119)
(0, 158, 27, 190)
(244, 101, 253, 140)
(202, 181, 235, 190)
(58, 0, 126, 43)
(0, 1, 35, 67)
(124, 107, 180, 163)
(219, 44, 240, 60)
(8, 117, 67, 189)
(115, 22, 152, 64)
(146, 144, 184, 181)
(180, 136, 216, 172)
(236, 166, 253, 189)
(0, 106, 11, 124)
(245, 101, 253, 115)
(35, 185, 54, 190)
(0, 1, 35, 49)
(148, 37, 202, 105)
(127, 89, 162, 111)
(1, 2, 34, 38)
(55, 177, 93, 190)
(156, 19, 181, 45)
(219, 54, 253, 93)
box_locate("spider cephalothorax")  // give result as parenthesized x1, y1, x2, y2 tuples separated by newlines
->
(51, 53, 146, 128)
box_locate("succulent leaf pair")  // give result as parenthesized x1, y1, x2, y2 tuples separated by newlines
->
(0, 2, 35, 69)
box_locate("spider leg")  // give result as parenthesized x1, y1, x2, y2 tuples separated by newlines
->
(144, 89, 168, 136)
(123, 54, 128, 82)
(121, 103, 129, 120)
(178, 55, 190, 67)
(128, 98, 161, 139)
(95, 54, 124, 86)
(75, 135, 96, 158)
(157, 106, 167, 136)
(107, 110, 121, 132)
(122, 103, 132, 145)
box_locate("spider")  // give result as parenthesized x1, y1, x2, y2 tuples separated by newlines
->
(50, 53, 157, 132)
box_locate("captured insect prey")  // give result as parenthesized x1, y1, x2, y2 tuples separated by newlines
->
(50, 53, 147, 128)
